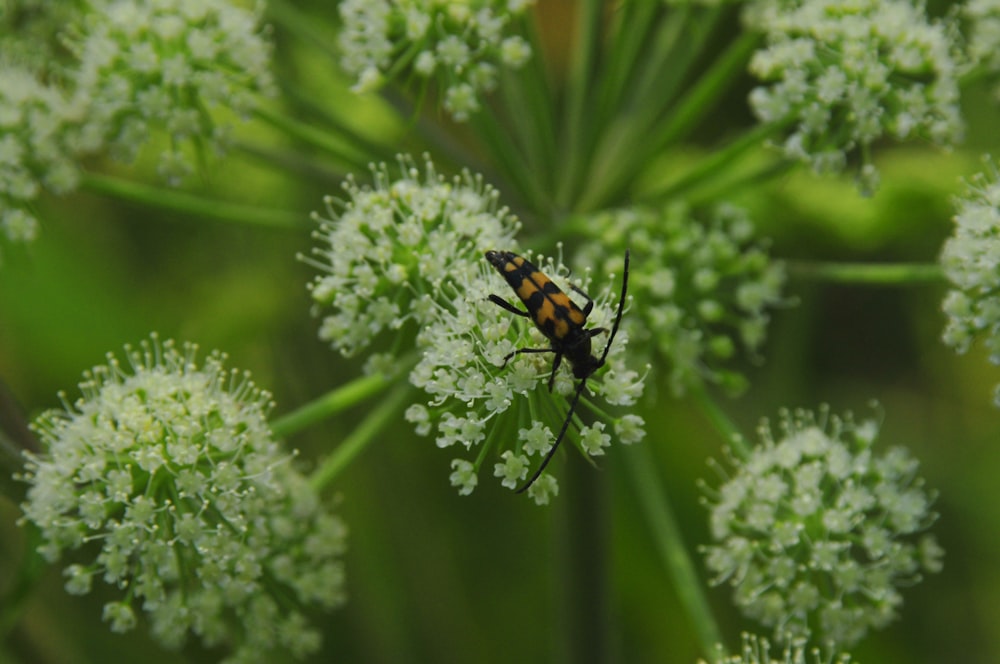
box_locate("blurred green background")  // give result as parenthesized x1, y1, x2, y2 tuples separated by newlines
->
(3, 2, 1000, 663)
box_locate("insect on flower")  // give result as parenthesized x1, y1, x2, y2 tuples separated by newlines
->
(484, 249, 630, 492)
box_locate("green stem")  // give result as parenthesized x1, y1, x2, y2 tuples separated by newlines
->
(308, 383, 413, 491)
(470, 105, 550, 213)
(277, 79, 397, 164)
(686, 158, 795, 207)
(603, 3, 679, 122)
(270, 372, 393, 440)
(500, 15, 557, 197)
(651, 120, 787, 202)
(555, 459, 612, 664)
(787, 261, 944, 285)
(577, 6, 730, 211)
(555, 0, 613, 208)
(81, 173, 305, 229)
(621, 442, 722, 657)
(689, 385, 749, 459)
(265, 0, 339, 61)
(0, 526, 46, 640)
(253, 105, 371, 168)
(651, 30, 762, 149)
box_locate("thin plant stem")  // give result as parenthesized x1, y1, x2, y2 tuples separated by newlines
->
(0, 527, 45, 640)
(308, 382, 413, 491)
(81, 173, 305, 229)
(652, 120, 788, 203)
(650, 30, 762, 150)
(470, 105, 550, 213)
(556, 0, 606, 208)
(554, 460, 612, 664)
(253, 105, 372, 169)
(265, 0, 339, 61)
(621, 442, 723, 658)
(787, 260, 945, 285)
(270, 371, 398, 440)
(686, 158, 795, 207)
(500, 15, 557, 195)
(690, 385, 749, 459)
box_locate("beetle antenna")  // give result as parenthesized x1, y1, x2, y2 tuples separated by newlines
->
(515, 377, 588, 493)
(515, 249, 630, 494)
(599, 248, 629, 367)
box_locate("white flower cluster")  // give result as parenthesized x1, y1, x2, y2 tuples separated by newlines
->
(307, 156, 645, 504)
(964, 0, 1000, 76)
(0, 0, 274, 256)
(69, 0, 275, 183)
(702, 407, 942, 648)
(699, 633, 851, 664)
(0, 66, 84, 254)
(576, 203, 785, 396)
(338, 0, 534, 120)
(19, 336, 347, 662)
(410, 248, 645, 505)
(941, 158, 1000, 406)
(305, 155, 521, 359)
(746, 0, 964, 194)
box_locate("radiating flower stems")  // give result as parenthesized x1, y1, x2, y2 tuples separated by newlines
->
(787, 261, 944, 285)
(556, 0, 604, 209)
(652, 120, 790, 204)
(621, 441, 723, 659)
(252, 105, 373, 172)
(470, 100, 552, 214)
(309, 383, 415, 492)
(82, 173, 305, 230)
(648, 31, 762, 155)
(270, 364, 414, 440)
(576, 6, 738, 211)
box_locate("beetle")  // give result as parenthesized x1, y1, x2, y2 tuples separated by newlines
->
(484, 249, 630, 492)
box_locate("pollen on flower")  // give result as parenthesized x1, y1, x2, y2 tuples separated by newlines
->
(18, 334, 347, 661)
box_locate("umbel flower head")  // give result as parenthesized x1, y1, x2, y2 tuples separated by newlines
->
(67, 0, 275, 183)
(964, 0, 1000, 90)
(0, 64, 83, 257)
(941, 157, 1000, 406)
(699, 632, 852, 664)
(701, 406, 942, 649)
(19, 335, 347, 662)
(306, 155, 645, 505)
(746, 0, 964, 195)
(575, 203, 786, 396)
(305, 154, 522, 364)
(338, 0, 534, 121)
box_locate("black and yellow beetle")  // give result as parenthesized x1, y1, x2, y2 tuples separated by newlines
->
(484, 249, 630, 492)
